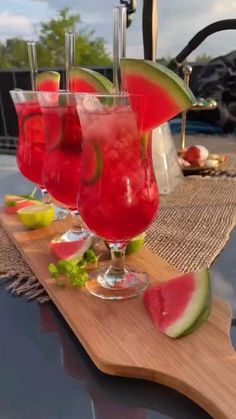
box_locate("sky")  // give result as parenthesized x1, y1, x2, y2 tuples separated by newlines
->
(0, 0, 235, 61)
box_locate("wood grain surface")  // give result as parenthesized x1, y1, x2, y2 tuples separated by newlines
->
(1, 209, 236, 419)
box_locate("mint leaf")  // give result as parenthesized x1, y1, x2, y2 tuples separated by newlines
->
(84, 249, 100, 267)
(48, 263, 58, 278)
(71, 268, 88, 287)
(6, 201, 17, 207)
(48, 248, 99, 288)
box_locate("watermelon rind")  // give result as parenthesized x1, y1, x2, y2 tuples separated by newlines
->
(120, 58, 196, 106)
(70, 67, 113, 93)
(35, 71, 61, 91)
(166, 268, 211, 338)
(120, 58, 196, 130)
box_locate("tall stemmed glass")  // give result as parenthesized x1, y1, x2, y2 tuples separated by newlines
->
(10, 90, 48, 197)
(38, 90, 93, 244)
(75, 93, 159, 299)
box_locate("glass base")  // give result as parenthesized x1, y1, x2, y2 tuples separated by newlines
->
(54, 206, 70, 221)
(58, 229, 94, 242)
(86, 266, 149, 300)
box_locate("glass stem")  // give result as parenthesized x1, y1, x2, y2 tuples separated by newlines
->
(70, 210, 84, 233)
(39, 187, 51, 204)
(107, 242, 128, 279)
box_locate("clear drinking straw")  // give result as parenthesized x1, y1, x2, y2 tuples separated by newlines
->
(113, 5, 127, 93)
(27, 42, 38, 91)
(65, 32, 76, 91)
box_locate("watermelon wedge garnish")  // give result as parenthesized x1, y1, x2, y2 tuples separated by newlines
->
(144, 268, 212, 338)
(35, 71, 61, 91)
(49, 236, 93, 260)
(120, 59, 196, 132)
(70, 67, 113, 93)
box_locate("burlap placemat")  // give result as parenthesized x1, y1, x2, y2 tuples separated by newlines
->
(1, 154, 236, 301)
(146, 176, 236, 271)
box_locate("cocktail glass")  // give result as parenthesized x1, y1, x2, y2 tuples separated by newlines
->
(38, 90, 93, 243)
(75, 93, 159, 299)
(10, 90, 46, 193)
(10, 89, 68, 218)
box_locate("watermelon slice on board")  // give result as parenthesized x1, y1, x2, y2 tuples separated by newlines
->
(50, 236, 93, 260)
(120, 58, 196, 132)
(143, 268, 212, 338)
(4, 196, 41, 215)
(70, 67, 113, 93)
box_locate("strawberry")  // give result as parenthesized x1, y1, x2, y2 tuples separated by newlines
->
(184, 145, 209, 165)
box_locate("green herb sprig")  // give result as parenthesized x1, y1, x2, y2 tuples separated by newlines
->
(48, 248, 100, 288)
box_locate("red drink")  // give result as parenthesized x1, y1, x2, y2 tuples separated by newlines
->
(41, 104, 82, 210)
(15, 101, 45, 187)
(78, 105, 159, 241)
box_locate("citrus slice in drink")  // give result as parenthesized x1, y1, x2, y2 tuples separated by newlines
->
(83, 140, 103, 185)
(144, 268, 212, 338)
(17, 204, 55, 229)
(35, 71, 61, 91)
(45, 110, 65, 150)
(23, 113, 45, 143)
(120, 58, 196, 131)
(70, 67, 113, 93)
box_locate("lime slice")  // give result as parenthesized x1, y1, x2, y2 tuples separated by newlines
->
(17, 204, 55, 229)
(23, 113, 45, 143)
(83, 140, 103, 186)
(126, 233, 146, 255)
(46, 111, 65, 150)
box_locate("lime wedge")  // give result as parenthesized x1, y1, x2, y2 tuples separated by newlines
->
(126, 233, 146, 255)
(17, 204, 55, 229)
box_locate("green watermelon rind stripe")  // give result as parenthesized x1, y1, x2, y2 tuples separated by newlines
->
(70, 68, 113, 93)
(120, 58, 196, 109)
(178, 279, 212, 338)
(35, 71, 61, 88)
(165, 268, 211, 338)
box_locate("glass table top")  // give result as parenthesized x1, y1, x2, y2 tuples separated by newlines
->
(0, 153, 236, 418)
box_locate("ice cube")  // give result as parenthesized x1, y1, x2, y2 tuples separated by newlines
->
(82, 96, 103, 112)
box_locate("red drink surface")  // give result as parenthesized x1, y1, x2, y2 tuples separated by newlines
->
(78, 106, 159, 241)
(15, 102, 45, 187)
(42, 105, 82, 210)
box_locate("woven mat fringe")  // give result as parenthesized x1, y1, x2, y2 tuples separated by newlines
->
(0, 227, 50, 303)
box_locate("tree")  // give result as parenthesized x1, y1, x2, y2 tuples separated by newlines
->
(0, 8, 111, 69)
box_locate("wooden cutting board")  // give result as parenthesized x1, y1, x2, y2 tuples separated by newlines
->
(1, 209, 236, 419)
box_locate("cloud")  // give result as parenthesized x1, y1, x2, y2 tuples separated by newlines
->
(157, 0, 236, 58)
(1, 0, 235, 60)
(0, 11, 34, 38)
